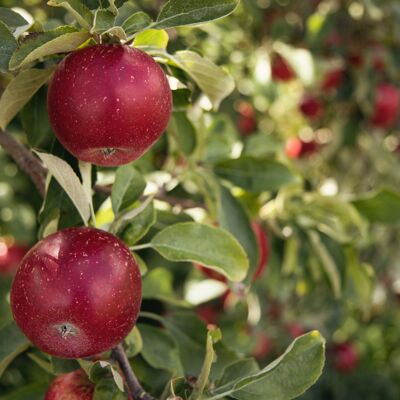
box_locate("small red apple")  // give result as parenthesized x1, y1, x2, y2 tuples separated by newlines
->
(322, 68, 344, 91)
(285, 137, 318, 159)
(196, 303, 220, 325)
(299, 95, 323, 119)
(45, 370, 94, 400)
(287, 322, 305, 339)
(271, 54, 295, 82)
(332, 342, 359, 374)
(11, 227, 142, 359)
(48, 44, 172, 166)
(251, 332, 273, 359)
(0, 239, 27, 276)
(370, 83, 400, 128)
(237, 101, 257, 135)
(348, 53, 363, 68)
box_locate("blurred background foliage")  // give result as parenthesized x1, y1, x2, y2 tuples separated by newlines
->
(1, 0, 400, 399)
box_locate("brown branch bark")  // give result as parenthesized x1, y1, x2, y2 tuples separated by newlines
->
(112, 345, 157, 400)
(0, 130, 46, 196)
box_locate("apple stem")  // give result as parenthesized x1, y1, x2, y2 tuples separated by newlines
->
(0, 129, 47, 196)
(112, 344, 158, 400)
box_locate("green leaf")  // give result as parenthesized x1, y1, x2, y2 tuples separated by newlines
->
(139, 324, 184, 376)
(142, 267, 189, 306)
(217, 358, 260, 389)
(133, 29, 169, 49)
(352, 188, 400, 224)
(307, 231, 341, 299)
(215, 157, 299, 192)
(9, 27, 91, 70)
(167, 111, 197, 156)
(0, 68, 52, 130)
(120, 201, 156, 245)
(93, 379, 126, 400)
(124, 326, 143, 358)
(121, 11, 152, 35)
(35, 151, 91, 225)
(174, 50, 234, 110)
(111, 165, 146, 214)
(0, 21, 17, 71)
(80, 360, 124, 391)
(0, 383, 47, 400)
(218, 185, 258, 279)
(19, 87, 52, 147)
(108, 0, 118, 15)
(51, 357, 80, 374)
(0, 322, 30, 377)
(0, 7, 28, 30)
(91, 9, 116, 34)
(151, 222, 249, 282)
(153, 0, 239, 30)
(209, 331, 325, 400)
(47, 0, 94, 29)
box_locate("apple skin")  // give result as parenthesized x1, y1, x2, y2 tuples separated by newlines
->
(322, 68, 344, 91)
(287, 322, 305, 339)
(197, 222, 269, 282)
(47, 44, 172, 167)
(11, 227, 142, 359)
(251, 332, 273, 359)
(271, 54, 295, 82)
(45, 370, 94, 400)
(0, 241, 27, 276)
(285, 137, 318, 159)
(299, 95, 322, 119)
(370, 83, 400, 128)
(333, 342, 359, 374)
(237, 101, 257, 135)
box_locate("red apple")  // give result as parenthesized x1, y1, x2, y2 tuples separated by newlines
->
(251, 332, 273, 359)
(237, 101, 257, 135)
(333, 342, 359, 374)
(45, 370, 94, 399)
(348, 53, 363, 68)
(370, 83, 400, 128)
(11, 227, 142, 359)
(299, 95, 323, 119)
(48, 44, 172, 166)
(196, 304, 220, 325)
(285, 137, 318, 159)
(287, 322, 305, 339)
(0, 240, 27, 276)
(322, 68, 344, 91)
(271, 54, 295, 82)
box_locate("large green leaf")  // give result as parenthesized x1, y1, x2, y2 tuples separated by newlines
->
(352, 188, 400, 224)
(47, 0, 94, 29)
(167, 111, 197, 156)
(153, 0, 239, 29)
(217, 184, 258, 279)
(208, 331, 325, 400)
(138, 324, 184, 376)
(111, 165, 146, 214)
(91, 9, 116, 34)
(121, 11, 152, 35)
(0, 68, 53, 129)
(9, 27, 91, 70)
(133, 29, 169, 49)
(0, 21, 17, 71)
(215, 157, 299, 192)
(174, 50, 235, 110)
(0, 8, 28, 30)
(151, 222, 249, 282)
(216, 358, 260, 389)
(0, 383, 47, 400)
(0, 322, 30, 377)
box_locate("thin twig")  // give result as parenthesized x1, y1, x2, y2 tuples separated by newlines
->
(112, 344, 157, 400)
(0, 130, 46, 196)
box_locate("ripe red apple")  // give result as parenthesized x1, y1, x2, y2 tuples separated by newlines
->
(196, 304, 220, 325)
(287, 322, 305, 339)
(332, 342, 359, 374)
(285, 137, 318, 159)
(322, 68, 344, 91)
(237, 101, 257, 135)
(11, 227, 142, 359)
(370, 83, 400, 128)
(271, 54, 295, 82)
(299, 95, 323, 119)
(197, 222, 269, 282)
(47, 44, 172, 166)
(0, 239, 27, 276)
(251, 332, 273, 359)
(45, 370, 94, 400)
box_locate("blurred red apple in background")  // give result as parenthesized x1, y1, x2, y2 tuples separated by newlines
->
(299, 95, 323, 119)
(370, 83, 399, 128)
(271, 53, 295, 82)
(322, 68, 344, 91)
(0, 238, 27, 276)
(285, 137, 319, 159)
(333, 342, 359, 374)
(45, 370, 94, 400)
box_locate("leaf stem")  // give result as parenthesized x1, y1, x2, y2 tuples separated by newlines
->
(130, 243, 152, 251)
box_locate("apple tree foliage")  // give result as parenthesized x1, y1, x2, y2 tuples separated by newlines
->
(0, 0, 399, 399)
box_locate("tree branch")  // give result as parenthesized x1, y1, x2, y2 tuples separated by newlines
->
(0, 130, 46, 196)
(112, 344, 157, 400)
